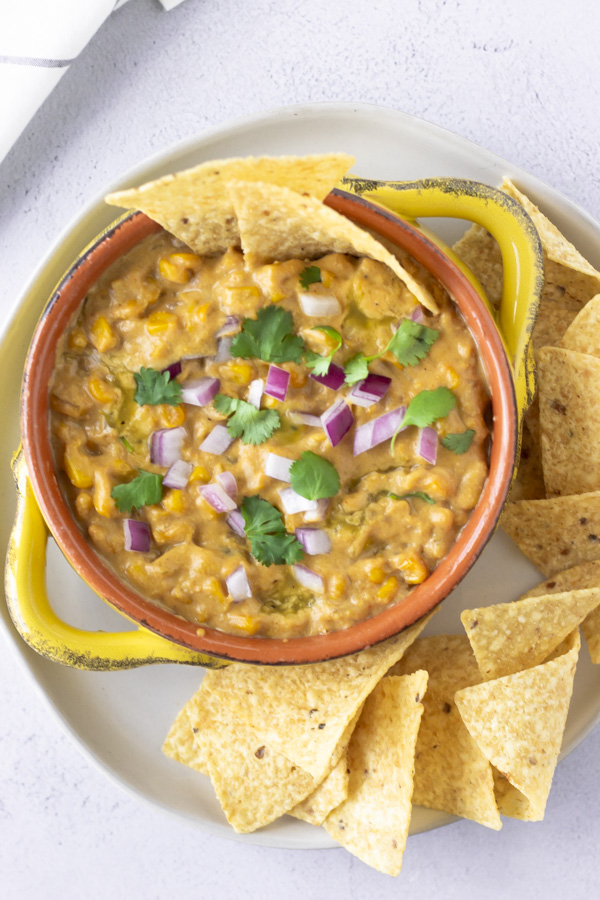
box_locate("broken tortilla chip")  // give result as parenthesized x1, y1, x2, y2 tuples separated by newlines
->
(501, 491, 600, 576)
(538, 347, 600, 496)
(392, 635, 501, 830)
(199, 614, 433, 785)
(227, 180, 438, 312)
(105, 153, 355, 256)
(290, 752, 349, 826)
(162, 697, 207, 775)
(519, 560, 600, 664)
(323, 672, 428, 877)
(461, 588, 600, 680)
(561, 294, 600, 357)
(455, 630, 580, 821)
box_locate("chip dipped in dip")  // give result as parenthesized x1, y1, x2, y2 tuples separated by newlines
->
(49, 156, 489, 639)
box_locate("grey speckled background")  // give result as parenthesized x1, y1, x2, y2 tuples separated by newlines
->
(2, 0, 600, 897)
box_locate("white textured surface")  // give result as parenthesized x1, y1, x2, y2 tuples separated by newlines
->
(2, 0, 600, 896)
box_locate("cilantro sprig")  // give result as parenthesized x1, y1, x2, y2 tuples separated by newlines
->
(391, 387, 457, 452)
(303, 327, 343, 378)
(240, 495, 304, 566)
(299, 266, 322, 290)
(230, 305, 305, 364)
(344, 319, 439, 385)
(389, 491, 436, 505)
(441, 429, 476, 454)
(134, 367, 182, 406)
(214, 394, 280, 445)
(289, 451, 340, 500)
(111, 470, 163, 513)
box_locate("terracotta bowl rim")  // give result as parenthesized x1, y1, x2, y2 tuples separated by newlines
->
(20, 191, 517, 665)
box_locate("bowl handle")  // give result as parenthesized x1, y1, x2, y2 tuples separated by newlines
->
(340, 176, 544, 428)
(5, 448, 227, 671)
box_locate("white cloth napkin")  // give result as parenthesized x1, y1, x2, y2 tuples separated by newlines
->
(0, 0, 185, 166)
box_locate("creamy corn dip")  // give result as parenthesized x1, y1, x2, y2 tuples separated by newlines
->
(50, 230, 489, 638)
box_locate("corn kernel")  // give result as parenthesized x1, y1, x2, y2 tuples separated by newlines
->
(205, 575, 228, 604)
(271, 291, 286, 303)
(397, 554, 428, 585)
(170, 253, 201, 267)
(127, 561, 147, 582)
(367, 564, 387, 585)
(329, 574, 346, 599)
(93, 471, 117, 518)
(158, 254, 196, 284)
(146, 311, 178, 335)
(289, 368, 307, 388)
(321, 270, 334, 289)
(229, 285, 260, 300)
(88, 376, 117, 404)
(377, 575, 400, 600)
(157, 404, 186, 427)
(263, 395, 279, 408)
(226, 361, 253, 385)
(162, 489, 186, 514)
(190, 465, 210, 483)
(64, 446, 93, 488)
(90, 317, 117, 352)
(228, 614, 260, 635)
(445, 366, 460, 389)
(68, 328, 87, 350)
(195, 303, 210, 322)
(385, 352, 404, 370)
(75, 492, 93, 516)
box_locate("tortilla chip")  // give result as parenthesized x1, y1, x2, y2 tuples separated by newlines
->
(290, 752, 349, 826)
(392, 635, 501, 830)
(538, 347, 600, 496)
(455, 630, 580, 820)
(323, 672, 428, 877)
(184, 688, 315, 833)
(508, 416, 546, 501)
(200, 614, 433, 785)
(105, 153, 355, 256)
(501, 492, 600, 576)
(461, 588, 600, 680)
(453, 224, 503, 307)
(532, 304, 578, 355)
(227, 180, 438, 312)
(162, 697, 207, 774)
(561, 294, 600, 357)
(493, 769, 538, 820)
(519, 560, 600, 663)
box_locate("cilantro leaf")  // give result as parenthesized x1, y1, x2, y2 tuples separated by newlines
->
(111, 470, 163, 513)
(299, 266, 322, 290)
(391, 387, 457, 452)
(304, 327, 342, 377)
(441, 429, 475, 454)
(289, 451, 340, 500)
(240, 495, 304, 566)
(344, 353, 370, 385)
(134, 367, 182, 406)
(389, 491, 436, 505)
(387, 319, 439, 367)
(214, 393, 280, 445)
(230, 305, 305, 364)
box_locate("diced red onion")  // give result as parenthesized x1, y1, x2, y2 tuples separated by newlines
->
(162, 459, 193, 489)
(181, 377, 220, 407)
(292, 564, 325, 593)
(295, 527, 332, 555)
(215, 336, 234, 362)
(417, 426, 438, 465)
(198, 483, 237, 512)
(216, 316, 241, 337)
(279, 487, 318, 515)
(226, 509, 246, 537)
(264, 365, 290, 402)
(288, 410, 323, 427)
(411, 306, 425, 324)
(247, 378, 264, 409)
(226, 565, 252, 601)
(348, 373, 392, 408)
(353, 406, 407, 456)
(304, 498, 329, 523)
(199, 424, 234, 455)
(123, 519, 151, 553)
(264, 452, 293, 482)
(309, 363, 345, 391)
(216, 471, 238, 498)
(299, 293, 341, 317)
(321, 398, 354, 447)
(149, 425, 186, 467)
(162, 361, 182, 379)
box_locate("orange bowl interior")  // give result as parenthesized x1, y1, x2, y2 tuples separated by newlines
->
(20, 192, 517, 664)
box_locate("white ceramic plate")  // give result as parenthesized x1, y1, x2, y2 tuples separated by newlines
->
(2, 102, 600, 850)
